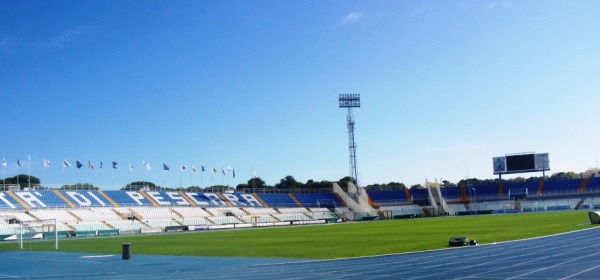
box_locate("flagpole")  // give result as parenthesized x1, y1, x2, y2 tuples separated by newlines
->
(16, 160, 20, 187)
(28, 155, 31, 190)
(2, 158, 5, 190)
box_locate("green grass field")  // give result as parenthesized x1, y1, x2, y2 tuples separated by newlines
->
(0, 211, 596, 259)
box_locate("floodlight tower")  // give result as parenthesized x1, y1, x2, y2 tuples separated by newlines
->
(339, 93, 360, 186)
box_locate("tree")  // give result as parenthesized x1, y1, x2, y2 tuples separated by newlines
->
(247, 177, 267, 189)
(122, 181, 157, 191)
(61, 183, 97, 190)
(410, 184, 424, 190)
(275, 175, 301, 189)
(1, 174, 40, 190)
(186, 186, 203, 192)
(235, 183, 249, 191)
(305, 180, 333, 190)
(337, 176, 356, 191)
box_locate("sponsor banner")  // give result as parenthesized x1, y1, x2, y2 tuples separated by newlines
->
(188, 225, 209, 231)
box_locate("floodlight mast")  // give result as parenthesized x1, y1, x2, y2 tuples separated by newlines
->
(339, 94, 360, 187)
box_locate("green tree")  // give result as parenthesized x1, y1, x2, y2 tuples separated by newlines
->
(275, 175, 301, 189)
(410, 184, 424, 190)
(61, 183, 97, 190)
(248, 177, 267, 189)
(1, 174, 40, 190)
(122, 181, 157, 191)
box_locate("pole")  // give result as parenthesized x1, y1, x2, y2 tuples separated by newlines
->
(19, 222, 23, 249)
(54, 219, 58, 250)
(28, 155, 31, 190)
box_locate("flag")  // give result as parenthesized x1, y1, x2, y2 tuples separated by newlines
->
(201, 166, 206, 172)
(233, 168, 236, 178)
(100, 161, 103, 169)
(43, 159, 51, 168)
(163, 163, 169, 171)
(17, 160, 22, 167)
(212, 167, 217, 174)
(76, 161, 82, 169)
(145, 162, 151, 171)
(2, 158, 7, 167)
(88, 161, 94, 169)
(180, 165, 187, 172)
(129, 163, 134, 171)
(63, 160, 72, 167)
(112, 161, 117, 169)
(192, 165, 197, 172)
(222, 168, 225, 175)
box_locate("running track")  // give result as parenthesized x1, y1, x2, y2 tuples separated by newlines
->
(1, 227, 599, 279)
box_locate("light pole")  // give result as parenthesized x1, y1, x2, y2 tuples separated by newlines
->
(338, 94, 360, 187)
(469, 187, 477, 217)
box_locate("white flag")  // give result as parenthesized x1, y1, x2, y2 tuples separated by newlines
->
(1, 158, 6, 167)
(63, 160, 72, 167)
(180, 165, 187, 172)
(44, 159, 51, 168)
(129, 163, 134, 171)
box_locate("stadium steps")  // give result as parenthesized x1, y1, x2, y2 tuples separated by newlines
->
(129, 209, 145, 221)
(575, 198, 586, 210)
(138, 191, 159, 207)
(459, 185, 470, 209)
(287, 194, 304, 207)
(252, 193, 269, 207)
(178, 191, 198, 207)
(459, 185, 469, 203)
(111, 208, 129, 220)
(536, 180, 545, 195)
(421, 207, 431, 217)
(97, 190, 120, 207)
(332, 193, 347, 207)
(403, 189, 413, 204)
(367, 196, 380, 209)
(578, 174, 594, 193)
(170, 209, 185, 219)
(4, 191, 31, 211)
(215, 192, 235, 207)
(67, 211, 83, 222)
(53, 190, 77, 209)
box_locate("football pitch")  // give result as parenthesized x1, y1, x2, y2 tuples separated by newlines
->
(0, 211, 595, 259)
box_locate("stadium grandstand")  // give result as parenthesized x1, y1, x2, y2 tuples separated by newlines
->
(2, 176, 600, 241)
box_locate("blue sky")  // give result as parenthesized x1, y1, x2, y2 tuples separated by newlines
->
(1, 1, 599, 189)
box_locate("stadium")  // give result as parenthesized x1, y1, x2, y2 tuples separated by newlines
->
(2, 169, 600, 278)
(3, 1, 600, 279)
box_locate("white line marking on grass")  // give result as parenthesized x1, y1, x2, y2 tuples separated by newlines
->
(80, 255, 115, 259)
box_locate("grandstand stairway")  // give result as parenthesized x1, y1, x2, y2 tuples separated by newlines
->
(332, 193, 347, 207)
(215, 192, 234, 207)
(5, 191, 31, 210)
(53, 190, 77, 208)
(178, 191, 198, 207)
(536, 180, 545, 196)
(139, 191, 160, 207)
(252, 193, 269, 207)
(97, 190, 120, 207)
(578, 174, 594, 193)
(403, 188, 413, 204)
(288, 194, 304, 207)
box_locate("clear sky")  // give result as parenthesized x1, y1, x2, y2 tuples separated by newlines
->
(1, 1, 599, 190)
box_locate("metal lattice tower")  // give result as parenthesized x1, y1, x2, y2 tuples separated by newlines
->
(339, 94, 360, 186)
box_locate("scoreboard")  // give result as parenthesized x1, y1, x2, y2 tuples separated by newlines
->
(493, 153, 550, 175)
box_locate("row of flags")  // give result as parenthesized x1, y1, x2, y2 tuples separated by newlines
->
(1, 158, 235, 178)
